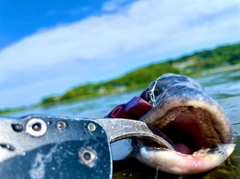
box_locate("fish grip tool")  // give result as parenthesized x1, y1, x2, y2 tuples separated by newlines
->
(0, 115, 174, 179)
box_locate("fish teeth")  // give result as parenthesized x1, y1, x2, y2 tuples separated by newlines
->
(153, 106, 221, 144)
(155, 106, 188, 128)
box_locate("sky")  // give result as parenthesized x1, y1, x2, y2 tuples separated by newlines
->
(1, 0, 240, 108)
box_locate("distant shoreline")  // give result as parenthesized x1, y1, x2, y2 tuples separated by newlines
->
(1, 43, 240, 115)
(201, 64, 240, 75)
(1, 64, 239, 116)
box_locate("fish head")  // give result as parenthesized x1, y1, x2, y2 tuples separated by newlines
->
(135, 73, 235, 174)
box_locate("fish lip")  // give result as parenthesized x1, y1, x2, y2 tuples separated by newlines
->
(135, 142, 236, 174)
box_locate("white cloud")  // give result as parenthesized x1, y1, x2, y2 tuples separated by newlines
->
(102, 0, 130, 11)
(1, 0, 240, 107)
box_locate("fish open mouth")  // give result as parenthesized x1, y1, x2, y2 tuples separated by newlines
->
(156, 106, 216, 154)
(137, 87, 235, 174)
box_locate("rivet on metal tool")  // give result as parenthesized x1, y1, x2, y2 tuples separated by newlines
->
(11, 123, 24, 132)
(0, 143, 15, 151)
(26, 118, 47, 137)
(56, 121, 67, 130)
(78, 147, 97, 167)
(88, 123, 96, 132)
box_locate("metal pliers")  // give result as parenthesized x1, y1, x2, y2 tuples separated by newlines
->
(0, 115, 173, 179)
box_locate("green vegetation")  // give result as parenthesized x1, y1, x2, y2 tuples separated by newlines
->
(1, 42, 240, 113)
(0, 106, 27, 115)
(169, 43, 240, 74)
(57, 62, 180, 103)
(40, 43, 240, 106)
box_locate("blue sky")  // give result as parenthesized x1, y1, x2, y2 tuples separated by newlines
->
(1, 0, 240, 108)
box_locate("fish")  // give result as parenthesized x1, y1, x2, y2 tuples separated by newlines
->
(136, 73, 235, 174)
(106, 73, 235, 175)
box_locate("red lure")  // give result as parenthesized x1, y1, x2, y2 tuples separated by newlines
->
(105, 96, 153, 120)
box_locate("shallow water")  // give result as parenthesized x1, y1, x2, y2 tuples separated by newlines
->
(5, 69, 240, 178)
